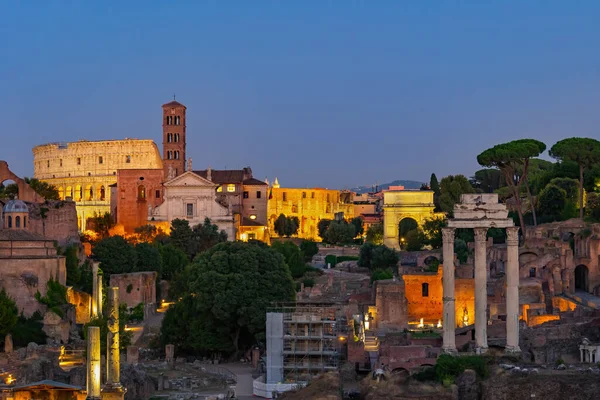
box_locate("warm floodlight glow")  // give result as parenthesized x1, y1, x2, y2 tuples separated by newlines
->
(418, 318, 424, 328)
(437, 320, 442, 328)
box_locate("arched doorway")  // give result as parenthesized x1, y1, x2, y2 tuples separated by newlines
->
(575, 265, 589, 292)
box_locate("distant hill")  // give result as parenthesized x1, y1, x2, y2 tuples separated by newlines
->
(351, 180, 424, 194)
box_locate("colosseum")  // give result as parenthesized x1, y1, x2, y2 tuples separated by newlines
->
(32, 139, 163, 231)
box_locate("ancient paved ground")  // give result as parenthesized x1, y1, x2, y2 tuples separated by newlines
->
(569, 290, 600, 309)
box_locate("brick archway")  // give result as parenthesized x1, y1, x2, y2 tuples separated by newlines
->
(0, 161, 43, 203)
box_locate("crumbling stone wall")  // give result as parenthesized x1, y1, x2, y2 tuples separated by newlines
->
(27, 201, 79, 246)
(110, 272, 157, 308)
(66, 287, 91, 324)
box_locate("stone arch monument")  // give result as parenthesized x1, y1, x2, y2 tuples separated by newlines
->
(442, 194, 520, 355)
(0, 160, 43, 203)
(383, 190, 440, 249)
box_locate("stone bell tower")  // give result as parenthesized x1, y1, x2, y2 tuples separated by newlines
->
(162, 98, 187, 180)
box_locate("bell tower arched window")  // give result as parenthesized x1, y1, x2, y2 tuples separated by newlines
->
(138, 185, 146, 200)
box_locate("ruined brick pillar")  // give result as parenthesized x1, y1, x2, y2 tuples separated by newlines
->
(474, 227, 489, 353)
(86, 326, 101, 399)
(165, 344, 175, 368)
(106, 287, 123, 391)
(505, 227, 521, 354)
(441, 228, 457, 354)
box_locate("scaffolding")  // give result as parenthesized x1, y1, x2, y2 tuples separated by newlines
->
(266, 302, 348, 384)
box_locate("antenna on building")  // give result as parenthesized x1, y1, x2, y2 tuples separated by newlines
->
(173, 93, 176, 100)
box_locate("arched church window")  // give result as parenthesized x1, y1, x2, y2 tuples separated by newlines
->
(15, 216, 20, 228)
(138, 185, 146, 200)
(7, 216, 12, 228)
(422, 283, 429, 297)
(23, 216, 26, 228)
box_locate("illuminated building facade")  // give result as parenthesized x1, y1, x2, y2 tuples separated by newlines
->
(33, 139, 163, 231)
(267, 183, 354, 241)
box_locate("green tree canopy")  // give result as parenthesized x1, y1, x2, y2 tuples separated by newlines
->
(161, 242, 295, 356)
(0, 289, 18, 338)
(317, 219, 332, 241)
(439, 175, 474, 214)
(135, 243, 163, 279)
(299, 240, 319, 262)
(472, 169, 504, 193)
(92, 235, 137, 276)
(273, 214, 300, 237)
(420, 216, 447, 249)
(350, 217, 364, 238)
(537, 184, 567, 223)
(160, 244, 189, 281)
(358, 243, 398, 271)
(87, 212, 115, 239)
(193, 218, 228, 255)
(549, 177, 579, 204)
(550, 137, 600, 219)
(430, 173, 441, 210)
(365, 223, 384, 245)
(405, 230, 422, 251)
(399, 218, 418, 238)
(323, 220, 355, 245)
(272, 241, 306, 278)
(477, 139, 546, 236)
(169, 219, 197, 260)
(63, 245, 81, 286)
(25, 178, 60, 200)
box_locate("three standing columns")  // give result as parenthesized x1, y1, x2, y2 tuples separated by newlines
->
(505, 227, 521, 354)
(442, 228, 457, 354)
(474, 228, 488, 353)
(441, 226, 521, 355)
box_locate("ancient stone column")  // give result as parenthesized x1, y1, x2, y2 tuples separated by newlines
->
(86, 326, 101, 399)
(505, 226, 521, 354)
(106, 287, 122, 388)
(92, 262, 99, 318)
(4, 333, 13, 353)
(474, 227, 488, 353)
(442, 227, 457, 354)
(165, 344, 175, 368)
(97, 273, 103, 317)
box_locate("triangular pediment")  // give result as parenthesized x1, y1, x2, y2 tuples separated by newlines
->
(164, 171, 217, 188)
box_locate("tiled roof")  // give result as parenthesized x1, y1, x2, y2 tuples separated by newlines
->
(194, 169, 246, 184)
(243, 178, 268, 186)
(162, 100, 186, 108)
(0, 229, 48, 241)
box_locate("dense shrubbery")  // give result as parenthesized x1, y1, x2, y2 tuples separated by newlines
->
(413, 354, 489, 384)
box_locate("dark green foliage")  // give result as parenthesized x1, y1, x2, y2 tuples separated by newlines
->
(92, 235, 137, 275)
(454, 239, 469, 264)
(587, 193, 600, 221)
(169, 218, 227, 261)
(317, 219, 332, 241)
(0, 289, 18, 337)
(11, 312, 47, 347)
(472, 169, 504, 193)
(135, 242, 163, 279)
(350, 217, 364, 238)
(433, 354, 489, 383)
(371, 269, 394, 282)
(302, 278, 315, 288)
(420, 217, 446, 249)
(405, 230, 422, 251)
(35, 278, 68, 318)
(537, 184, 565, 221)
(550, 137, 600, 219)
(25, 178, 60, 200)
(399, 218, 418, 238)
(77, 261, 94, 294)
(323, 220, 355, 245)
(273, 214, 299, 237)
(272, 241, 306, 278)
(325, 254, 337, 267)
(87, 212, 115, 240)
(439, 175, 474, 214)
(161, 242, 296, 356)
(63, 245, 81, 286)
(134, 224, 158, 242)
(358, 243, 398, 271)
(549, 177, 579, 203)
(128, 303, 144, 322)
(365, 223, 384, 245)
(159, 244, 189, 281)
(0, 182, 18, 199)
(336, 256, 359, 263)
(299, 240, 319, 262)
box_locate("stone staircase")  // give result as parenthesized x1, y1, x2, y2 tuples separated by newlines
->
(364, 335, 379, 352)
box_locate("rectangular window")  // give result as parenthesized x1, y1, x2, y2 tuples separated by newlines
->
(256, 191, 261, 199)
(77, 158, 81, 165)
(227, 184, 236, 192)
(47, 160, 50, 168)
(248, 233, 256, 240)
(126, 155, 131, 163)
(186, 203, 193, 217)
(311, 192, 315, 199)
(60, 159, 63, 167)
(99, 156, 103, 164)
(217, 186, 223, 192)
(243, 191, 249, 199)
(302, 192, 306, 199)
(283, 192, 287, 202)
(155, 190, 160, 199)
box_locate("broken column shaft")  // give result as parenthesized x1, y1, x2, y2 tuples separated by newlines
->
(86, 326, 101, 399)
(107, 287, 122, 388)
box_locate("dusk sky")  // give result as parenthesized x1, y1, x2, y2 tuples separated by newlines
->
(1, 2, 599, 189)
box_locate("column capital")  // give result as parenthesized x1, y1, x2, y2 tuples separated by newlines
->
(506, 226, 520, 245)
(442, 227, 455, 243)
(474, 227, 488, 242)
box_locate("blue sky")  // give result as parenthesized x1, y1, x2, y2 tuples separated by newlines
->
(1, 1, 599, 188)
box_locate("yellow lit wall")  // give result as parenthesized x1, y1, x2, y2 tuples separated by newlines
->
(267, 187, 354, 241)
(33, 140, 163, 231)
